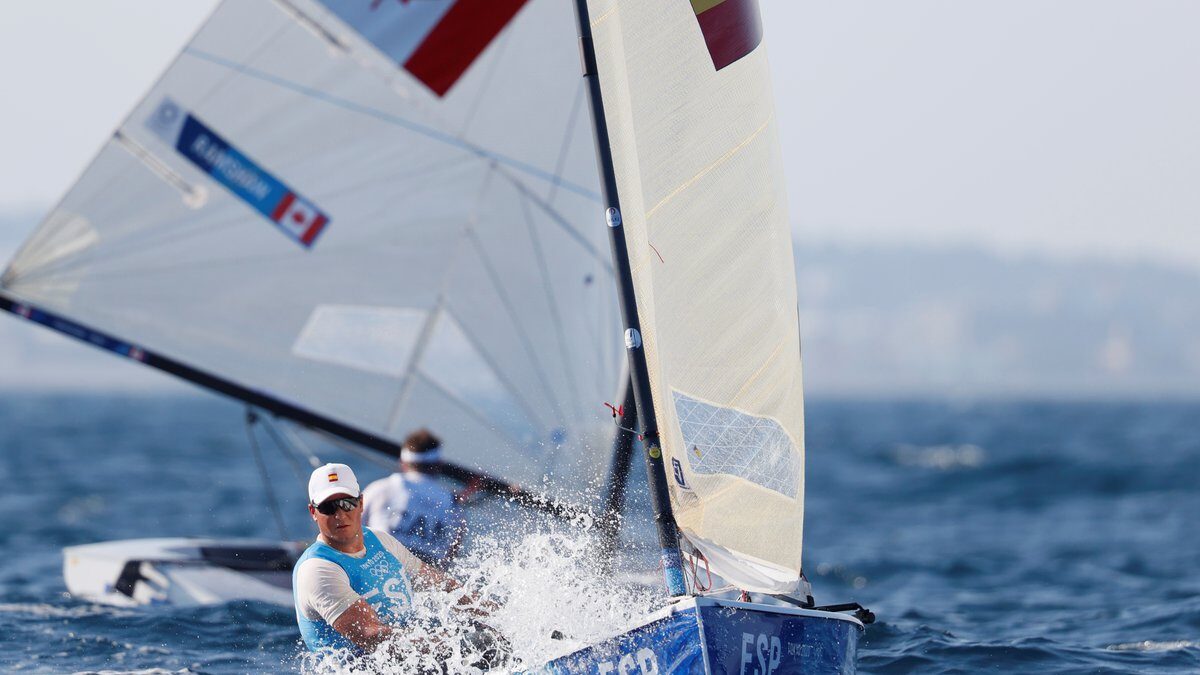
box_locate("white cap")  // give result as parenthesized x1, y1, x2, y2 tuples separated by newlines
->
(308, 463, 360, 505)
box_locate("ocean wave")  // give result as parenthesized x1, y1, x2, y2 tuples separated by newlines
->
(1107, 640, 1200, 652)
(69, 670, 191, 675)
(893, 443, 986, 470)
(0, 602, 134, 619)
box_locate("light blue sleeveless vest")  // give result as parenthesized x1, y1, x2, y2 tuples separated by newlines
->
(294, 528, 415, 653)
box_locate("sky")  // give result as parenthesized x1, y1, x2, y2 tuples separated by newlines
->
(0, 1, 1198, 268)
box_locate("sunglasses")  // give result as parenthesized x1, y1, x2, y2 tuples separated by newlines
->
(314, 496, 360, 515)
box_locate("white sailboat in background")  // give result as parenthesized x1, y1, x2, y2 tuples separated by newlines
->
(2, 0, 868, 670)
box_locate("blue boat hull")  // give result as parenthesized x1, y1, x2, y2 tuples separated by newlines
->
(535, 598, 862, 674)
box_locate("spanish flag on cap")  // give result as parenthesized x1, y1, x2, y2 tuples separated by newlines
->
(308, 462, 360, 505)
(690, 0, 763, 71)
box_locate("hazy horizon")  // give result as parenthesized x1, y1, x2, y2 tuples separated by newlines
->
(4, 203, 1197, 399)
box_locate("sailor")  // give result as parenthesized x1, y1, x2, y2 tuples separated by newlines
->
(362, 429, 468, 567)
(293, 462, 501, 662)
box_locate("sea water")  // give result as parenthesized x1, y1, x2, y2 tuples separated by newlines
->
(0, 393, 1197, 673)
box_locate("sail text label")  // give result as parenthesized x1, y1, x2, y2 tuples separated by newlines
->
(145, 99, 331, 249)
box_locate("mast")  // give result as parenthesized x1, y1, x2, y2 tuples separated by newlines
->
(571, 0, 687, 596)
(598, 377, 636, 563)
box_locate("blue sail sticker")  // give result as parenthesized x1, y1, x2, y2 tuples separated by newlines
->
(672, 457, 691, 490)
(145, 98, 329, 248)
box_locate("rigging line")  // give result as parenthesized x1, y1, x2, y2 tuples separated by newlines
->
(383, 300, 444, 433)
(272, 419, 326, 470)
(256, 411, 321, 485)
(464, 228, 570, 426)
(245, 412, 291, 541)
(433, 305, 556, 435)
(495, 169, 613, 273)
(518, 191, 588, 425)
(545, 79, 587, 206)
(456, 23, 515, 139)
(428, 168, 558, 432)
(182, 47, 603, 204)
(410, 369, 539, 460)
(192, 18, 294, 117)
(382, 168, 546, 433)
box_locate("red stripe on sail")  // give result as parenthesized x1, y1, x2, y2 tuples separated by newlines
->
(695, 0, 763, 71)
(271, 192, 296, 222)
(300, 214, 328, 246)
(404, 0, 530, 97)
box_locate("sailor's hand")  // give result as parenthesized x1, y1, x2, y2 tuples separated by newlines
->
(453, 589, 501, 617)
(463, 620, 512, 671)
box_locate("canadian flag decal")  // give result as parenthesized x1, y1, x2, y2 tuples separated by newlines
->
(271, 193, 329, 247)
(318, 0, 530, 97)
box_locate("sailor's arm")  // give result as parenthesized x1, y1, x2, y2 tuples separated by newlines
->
(411, 562, 461, 593)
(331, 600, 394, 651)
(412, 565, 499, 617)
(296, 557, 399, 652)
(374, 528, 500, 615)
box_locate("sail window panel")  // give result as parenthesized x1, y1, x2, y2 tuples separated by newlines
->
(293, 306, 428, 377)
(417, 310, 541, 450)
(672, 391, 800, 499)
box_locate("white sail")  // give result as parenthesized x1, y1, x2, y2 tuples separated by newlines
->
(587, 0, 806, 592)
(1, 0, 623, 503)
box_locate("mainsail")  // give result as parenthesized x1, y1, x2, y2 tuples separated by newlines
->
(585, 0, 807, 592)
(4, 0, 807, 596)
(0, 0, 624, 504)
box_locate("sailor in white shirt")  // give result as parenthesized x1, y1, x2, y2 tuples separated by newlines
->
(362, 429, 468, 567)
(293, 462, 506, 665)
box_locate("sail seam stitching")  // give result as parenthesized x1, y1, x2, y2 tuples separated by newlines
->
(182, 47, 603, 204)
(644, 113, 773, 223)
